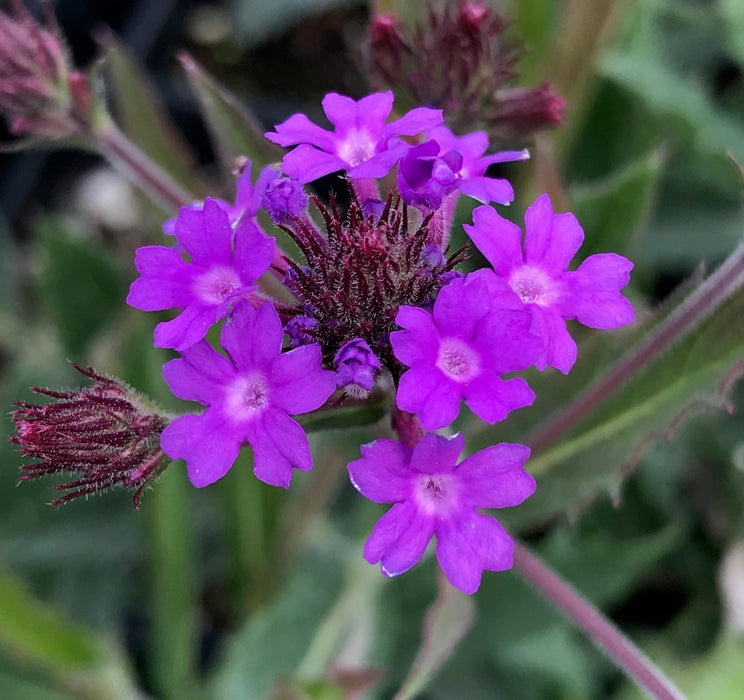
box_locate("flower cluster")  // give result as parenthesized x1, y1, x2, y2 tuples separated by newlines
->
(118, 90, 634, 593)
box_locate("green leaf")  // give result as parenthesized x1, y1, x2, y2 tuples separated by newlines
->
(298, 402, 387, 433)
(506, 278, 744, 528)
(180, 54, 281, 173)
(209, 552, 345, 700)
(570, 148, 665, 258)
(99, 32, 200, 199)
(35, 217, 126, 356)
(392, 576, 475, 700)
(600, 50, 744, 163)
(720, 0, 744, 68)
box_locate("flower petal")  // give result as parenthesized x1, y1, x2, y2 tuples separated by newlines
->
(233, 219, 275, 283)
(154, 304, 219, 351)
(270, 343, 336, 414)
(409, 433, 464, 476)
(265, 113, 337, 152)
(163, 340, 234, 404)
(464, 205, 524, 275)
(348, 439, 413, 503)
(463, 374, 534, 424)
(282, 144, 346, 183)
(391, 306, 439, 366)
(459, 175, 514, 205)
(397, 365, 461, 430)
(523, 195, 583, 272)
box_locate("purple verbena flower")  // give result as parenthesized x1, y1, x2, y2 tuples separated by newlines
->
(160, 300, 337, 488)
(127, 197, 275, 351)
(265, 91, 443, 183)
(334, 337, 382, 397)
(397, 139, 463, 210)
(426, 125, 528, 205)
(348, 432, 536, 594)
(162, 160, 278, 235)
(285, 314, 319, 348)
(391, 271, 538, 430)
(261, 175, 308, 225)
(464, 193, 635, 373)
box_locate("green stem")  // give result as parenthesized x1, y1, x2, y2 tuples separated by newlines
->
(146, 467, 198, 700)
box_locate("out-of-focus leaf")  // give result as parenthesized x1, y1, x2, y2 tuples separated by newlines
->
(210, 552, 345, 700)
(35, 217, 126, 356)
(0, 667, 68, 700)
(0, 571, 143, 699)
(298, 402, 386, 433)
(180, 53, 281, 173)
(392, 575, 475, 700)
(720, 0, 744, 67)
(99, 32, 200, 198)
(571, 148, 665, 258)
(503, 275, 744, 528)
(228, 0, 362, 46)
(600, 51, 744, 163)
(618, 635, 744, 700)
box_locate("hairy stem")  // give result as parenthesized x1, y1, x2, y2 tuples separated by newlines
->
(512, 540, 686, 700)
(529, 239, 744, 453)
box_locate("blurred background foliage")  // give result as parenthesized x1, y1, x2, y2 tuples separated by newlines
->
(1, 0, 744, 698)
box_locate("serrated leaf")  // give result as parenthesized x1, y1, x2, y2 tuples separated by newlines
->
(506, 277, 744, 529)
(571, 148, 665, 258)
(99, 33, 200, 199)
(180, 53, 281, 174)
(35, 217, 126, 356)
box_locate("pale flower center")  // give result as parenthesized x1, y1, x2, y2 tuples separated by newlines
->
(337, 129, 376, 167)
(225, 373, 269, 421)
(194, 265, 243, 305)
(435, 338, 480, 382)
(508, 265, 556, 306)
(415, 473, 458, 515)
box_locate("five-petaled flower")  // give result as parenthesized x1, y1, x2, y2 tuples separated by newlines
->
(464, 193, 635, 373)
(160, 300, 337, 488)
(348, 432, 536, 594)
(127, 197, 275, 351)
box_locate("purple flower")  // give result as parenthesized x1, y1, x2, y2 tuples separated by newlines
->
(265, 91, 443, 183)
(348, 432, 536, 594)
(162, 161, 278, 235)
(285, 314, 318, 347)
(160, 301, 337, 488)
(464, 194, 635, 373)
(397, 139, 463, 210)
(334, 338, 382, 396)
(426, 125, 528, 205)
(390, 272, 538, 430)
(127, 197, 275, 351)
(261, 176, 308, 225)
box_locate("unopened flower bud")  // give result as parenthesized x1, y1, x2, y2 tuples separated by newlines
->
(12, 364, 170, 508)
(0, 1, 92, 137)
(335, 337, 382, 398)
(262, 176, 308, 225)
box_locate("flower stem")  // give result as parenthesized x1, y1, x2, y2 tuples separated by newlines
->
(528, 239, 744, 453)
(93, 119, 192, 212)
(512, 540, 686, 700)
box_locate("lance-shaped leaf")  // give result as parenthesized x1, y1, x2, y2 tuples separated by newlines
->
(180, 53, 281, 174)
(98, 31, 201, 199)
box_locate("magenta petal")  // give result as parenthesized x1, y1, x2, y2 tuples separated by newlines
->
(133, 246, 190, 280)
(163, 341, 234, 404)
(282, 145, 346, 183)
(175, 199, 231, 267)
(456, 443, 535, 508)
(478, 149, 530, 167)
(248, 408, 313, 488)
(564, 254, 635, 329)
(127, 276, 192, 312)
(524, 196, 584, 272)
(391, 306, 439, 365)
(221, 301, 282, 371)
(433, 275, 490, 338)
(270, 344, 336, 414)
(161, 410, 241, 488)
(266, 113, 337, 152)
(474, 308, 540, 372)
(460, 176, 514, 205)
(384, 106, 443, 138)
(348, 143, 408, 179)
(352, 91, 394, 130)
(435, 512, 514, 594)
(535, 306, 577, 374)
(348, 439, 413, 503)
(464, 205, 524, 275)
(410, 433, 464, 475)
(233, 220, 275, 282)
(397, 365, 461, 430)
(463, 374, 534, 424)
(154, 304, 219, 351)
(364, 501, 434, 577)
